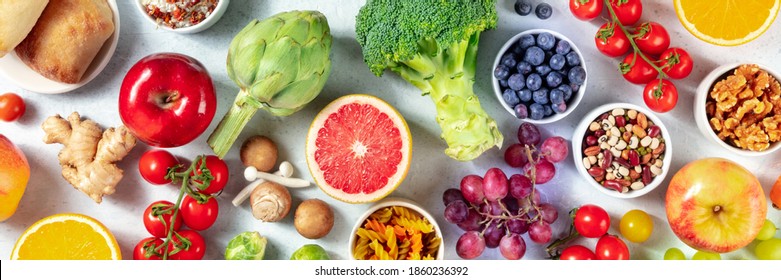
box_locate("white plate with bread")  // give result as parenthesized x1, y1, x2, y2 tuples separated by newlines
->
(0, 0, 120, 94)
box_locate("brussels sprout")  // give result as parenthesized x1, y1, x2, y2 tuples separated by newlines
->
(290, 244, 330, 260)
(225, 231, 267, 260)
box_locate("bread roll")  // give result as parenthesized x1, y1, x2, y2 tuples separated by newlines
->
(0, 0, 49, 58)
(15, 0, 115, 84)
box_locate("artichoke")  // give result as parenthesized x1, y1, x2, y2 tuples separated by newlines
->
(208, 11, 333, 157)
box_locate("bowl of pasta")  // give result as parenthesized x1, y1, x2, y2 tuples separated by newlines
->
(349, 197, 444, 260)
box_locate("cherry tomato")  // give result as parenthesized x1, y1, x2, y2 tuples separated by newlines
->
(560, 245, 597, 260)
(620, 53, 657, 84)
(609, 0, 642, 26)
(633, 22, 670, 56)
(643, 79, 678, 113)
(191, 155, 229, 195)
(0, 93, 26, 122)
(574, 204, 610, 238)
(570, 0, 603, 21)
(180, 195, 219, 231)
(133, 237, 164, 260)
(659, 48, 693, 79)
(143, 200, 183, 238)
(139, 149, 180, 185)
(595, 234, 630, 260)
(619, 209, 654, 243)
(595, 22, 631, 57)
(167, 230, 206, 260)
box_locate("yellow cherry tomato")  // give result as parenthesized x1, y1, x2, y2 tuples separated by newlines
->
(619, 209, 653, 243)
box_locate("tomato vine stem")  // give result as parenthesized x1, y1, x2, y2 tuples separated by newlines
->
(604, 0, 667, 77)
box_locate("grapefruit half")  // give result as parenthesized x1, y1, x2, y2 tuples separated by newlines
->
(306, 94, 412, 204)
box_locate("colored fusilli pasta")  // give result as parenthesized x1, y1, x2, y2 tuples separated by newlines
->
(352, 205, 441, 260)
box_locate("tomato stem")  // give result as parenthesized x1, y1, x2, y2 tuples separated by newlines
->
(604, 0, 667, 78)
(151, 155, 214, 260)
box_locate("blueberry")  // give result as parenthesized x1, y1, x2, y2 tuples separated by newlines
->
(549, 54, 566, 71)
(526, 73, 542, 91)
(566, 52, 581, 66)
(518, 89, 532, 102)
(552, 102, 567, 114)
(555, 40, 571, 54)
(499, 79, 508, 88)
(549, 88, 564, 105)
(502, 89, 521, 106)
(544, 104, 553, 116)
(557, 84, 573, 101)
(533, 89, 549, 105)
(516, 61, 532, 75)
(494, 65, 510, 80)
(529, 103, 545, 120)
(535, 3, 553, 20)
(546, 71, 563, 88)
(536, 32, 555, 51)
(507, 73, 526, 91)
(512, 43, 525, 55)
(519, 34, 536, 49)
(570, 83, 581, 93)
(524, 46, 545, 66)
(535, 65, 552, 76)
(514, 103, 529, 119)
(501, 54, 517, 68)
(514, 0, 533, 16)
(568, 66, 586, 85)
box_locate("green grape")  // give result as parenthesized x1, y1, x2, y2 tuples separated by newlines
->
(755, 238, 781, 260)
(692, 251, 721, 260)
(663, 248, 686, 260)
(756, 219, 777, 241)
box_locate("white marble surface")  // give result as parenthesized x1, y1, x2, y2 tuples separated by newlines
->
(1, 0, 780, 260)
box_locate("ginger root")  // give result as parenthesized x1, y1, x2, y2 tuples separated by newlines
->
(42, 112, 137, 203)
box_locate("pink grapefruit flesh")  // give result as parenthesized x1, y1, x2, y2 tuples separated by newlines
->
(306, 94, 411, 204)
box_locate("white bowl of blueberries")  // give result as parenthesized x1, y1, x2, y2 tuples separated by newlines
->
(492, 29, 587, 123)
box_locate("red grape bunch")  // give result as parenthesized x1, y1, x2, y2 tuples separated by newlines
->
(443, 122, 569, 259)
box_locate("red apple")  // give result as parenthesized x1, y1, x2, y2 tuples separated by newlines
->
(119, 53, 216, 147)
(666, 158, 767, 253)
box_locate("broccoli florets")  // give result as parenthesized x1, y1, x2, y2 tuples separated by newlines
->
(355, 0, 503, 161)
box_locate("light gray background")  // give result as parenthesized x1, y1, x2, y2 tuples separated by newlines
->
(1, 0, 780, 260)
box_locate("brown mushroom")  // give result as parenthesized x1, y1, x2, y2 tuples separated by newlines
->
(294, 199, 334, 239)
(240, 135, 278, 172)
(249, 181, 291, 222)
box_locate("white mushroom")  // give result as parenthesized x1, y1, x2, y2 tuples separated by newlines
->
(233, 162, 294, 207)
(244, 164, 310, 188)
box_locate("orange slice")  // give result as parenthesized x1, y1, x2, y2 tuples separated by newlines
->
(11, 213, 121, 260)
(674, 0, 780, 46)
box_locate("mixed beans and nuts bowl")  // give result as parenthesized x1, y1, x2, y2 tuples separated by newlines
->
(573, 103, 671, 198)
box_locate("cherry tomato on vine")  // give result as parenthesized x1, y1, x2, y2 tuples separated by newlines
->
(574, 204, 610, 238)
(191, 155, 229, 195)
(167, 230, 206, 260)
(570, 0, 603, 21)
(595, 234, 630, 260)
(633, 22, 670, 56)
(595, 22, 630, 57)
(619, 209, 654, 243)
(659, 48, 694, 79)
(180, 195, 219, 231)
(560, 245, 597, 260)
(620, 53, 657, 85)
(133, 237, 164, 260)
(0, 93, 25, 122)
(139, 149, 180, 185)
(609, 0, 642, 26)
(643, 79, 678, 113)
(143, 200, 182, 238)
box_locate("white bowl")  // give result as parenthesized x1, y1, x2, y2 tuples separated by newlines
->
(492, 29, 587, 124)
(694, 62, 781, 156)
(0, 0, 120, 94)
(348, 197, 444, 260)
(135, 0, 229, 34)
(572, 103, 672, 198)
